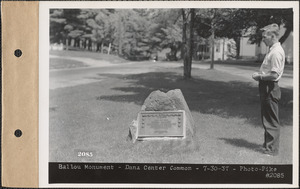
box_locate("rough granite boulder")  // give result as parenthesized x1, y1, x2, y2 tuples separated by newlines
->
(128, 89, 197, 150)
(141, 89, 195, 136)
(141, 90, 176, 111)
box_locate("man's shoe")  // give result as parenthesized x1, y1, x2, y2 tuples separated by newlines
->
(256, 146, 266, 153)
(263, 150, 278, 156)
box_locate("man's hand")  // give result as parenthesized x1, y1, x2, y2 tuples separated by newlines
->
(252, 72, 261, 81)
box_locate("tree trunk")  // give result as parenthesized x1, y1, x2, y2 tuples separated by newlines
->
(234, 36, 241, 59)
(182, 9, 195, 79)
(91, 42, 94, 51)
(202, 46, 205, 60)
(279, 27, 292, 44)
(79, 40, 83, 49)
(118, 14, 123, 56)
(108, 43, 111, 55)
(210, 28, 215, 69)
(182, 9, 188, 78)
(66, 38, 69, 50)
(222, 38, 225, 61)
(71, 39, 75, 47)
(187, 9, 195, 77)
(83, 39, 86, 49)
(101, 43, 104, 54)
(88, 39, 92, 51)
(96, 43, 100, 52)
(75, 39, 79, 47)
(74, 39, 77, 47)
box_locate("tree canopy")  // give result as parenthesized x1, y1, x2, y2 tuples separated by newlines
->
(50, 8, 294, 77)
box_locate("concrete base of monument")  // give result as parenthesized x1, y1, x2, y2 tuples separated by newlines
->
(127, 89, 197, 150)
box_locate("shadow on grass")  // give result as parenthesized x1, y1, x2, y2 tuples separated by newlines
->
(97, 71, 293, 127)
(219, 138, 262, 152)
(194, 60, 293, 71)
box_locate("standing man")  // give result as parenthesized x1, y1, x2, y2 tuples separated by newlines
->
(252, 23, 285, 156)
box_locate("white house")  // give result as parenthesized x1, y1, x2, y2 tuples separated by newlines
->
(240, 29, 293, 64)
(194, 37, 236, 61)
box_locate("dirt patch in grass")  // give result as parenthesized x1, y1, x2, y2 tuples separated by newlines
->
(49, 67, 293, 164)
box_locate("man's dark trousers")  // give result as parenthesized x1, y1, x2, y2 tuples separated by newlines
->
(259, 80, 281, 154)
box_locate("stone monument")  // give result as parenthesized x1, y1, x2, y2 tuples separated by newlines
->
(127, 89, 196, 149)
(137, 110, 186, 139)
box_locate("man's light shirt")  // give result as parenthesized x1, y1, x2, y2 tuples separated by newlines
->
(260, 42, 285, 81)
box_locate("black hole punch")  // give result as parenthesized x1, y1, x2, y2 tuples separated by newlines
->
(14, 49, 22, 57)
(14, 129, 22, 137)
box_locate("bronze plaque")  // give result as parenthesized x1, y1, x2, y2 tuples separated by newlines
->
(137, 111, 185, 139)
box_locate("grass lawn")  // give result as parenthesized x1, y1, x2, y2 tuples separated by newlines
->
(49, 52, 293, 164)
